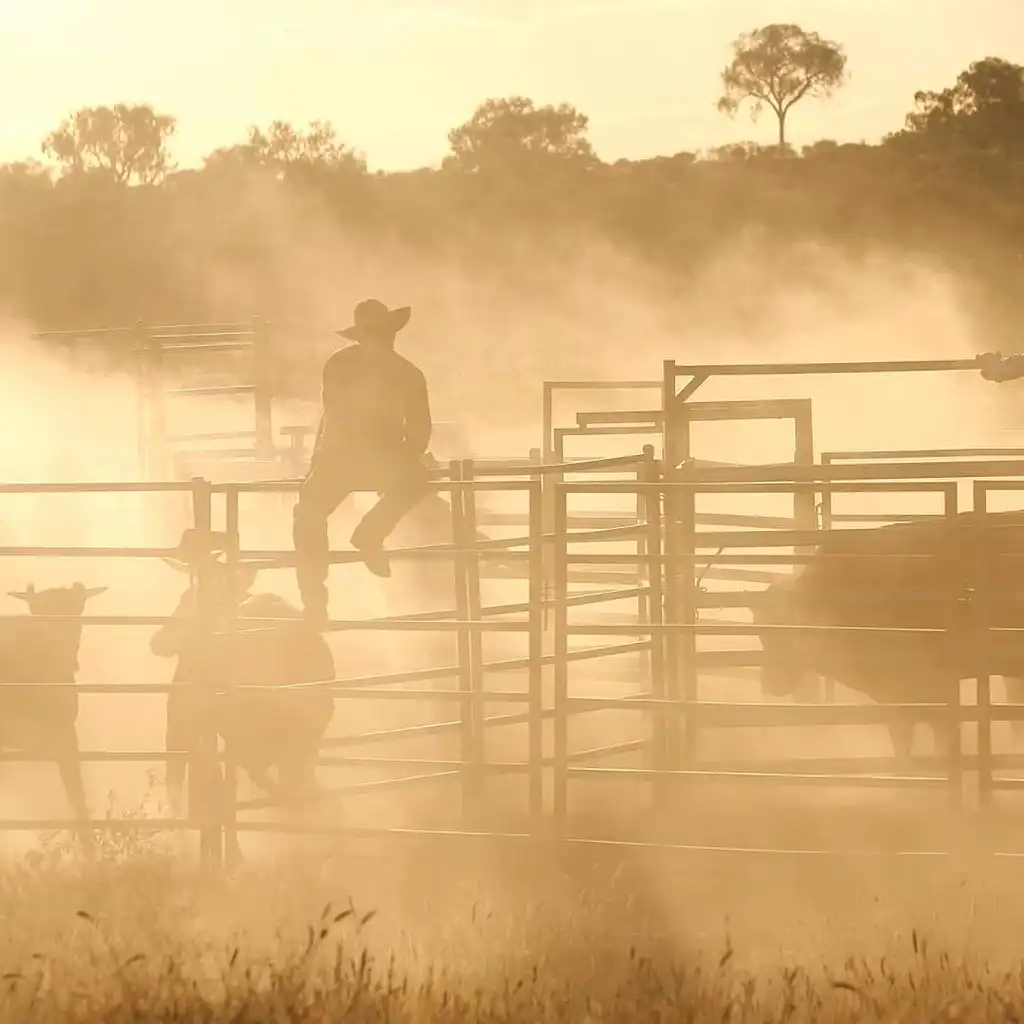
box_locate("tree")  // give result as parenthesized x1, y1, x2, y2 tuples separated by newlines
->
(891, 57, 1024, 152)
(717, 24, 848, 148)
(445, 97, 598, 174)
(203, 119, 366, 176)
(41, 104, 177, 185)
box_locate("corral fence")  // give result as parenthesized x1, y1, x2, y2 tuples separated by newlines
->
(4, 456, 1024, 866)
(32, 317, 275, 480)
(5, 353, 1024, 865)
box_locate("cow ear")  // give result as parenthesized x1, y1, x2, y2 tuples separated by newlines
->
(83, 586, 108, 600)
(8, 591, 29, 603)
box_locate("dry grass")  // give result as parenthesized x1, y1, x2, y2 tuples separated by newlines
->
(0, 807, 1017, 1023)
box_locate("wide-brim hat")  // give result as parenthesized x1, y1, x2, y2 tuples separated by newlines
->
(161, 528, 229, 573)
(337, 298, 412, 343)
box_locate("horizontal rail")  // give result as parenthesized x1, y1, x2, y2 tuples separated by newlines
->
(670, 358, 981, 377)
(469, 453, 647, 477)
(562, 461, 1024, 488)
(576, 410, 662, 426)
(217, 478, 537, 493)
(0, 750, 187, 762)
(148, 342, 254, 354)
(0, 819, 194, 831)
(561, 551, 1024, 565)
(149, 331, 255, 342)
(0, 481, 196, 494)
(823, 448, 1024, 462)
(168, 385, 256, 397)
(566, 767, 947, 788)
(546, 380, 660, 390)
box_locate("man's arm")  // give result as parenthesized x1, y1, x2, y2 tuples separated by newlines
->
(404, 368, 433, 455)
(320, 349, 349, 410)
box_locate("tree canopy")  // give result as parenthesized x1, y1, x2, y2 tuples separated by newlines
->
(445, 97, 598, 174)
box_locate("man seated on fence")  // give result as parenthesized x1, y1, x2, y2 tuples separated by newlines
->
(978, 351, 1024, 383)
(293, 298, 434, 624)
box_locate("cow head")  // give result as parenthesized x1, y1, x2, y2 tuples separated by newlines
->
(751, 582, 814, 698)
(7, 582, 109, 682)
(9, 582, 108, 617)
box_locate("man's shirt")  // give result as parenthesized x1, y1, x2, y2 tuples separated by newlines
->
(316, 343, 432, 456)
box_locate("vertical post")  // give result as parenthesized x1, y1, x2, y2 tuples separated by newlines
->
(641, 454, 667, 812)
(636, 446, 656, 682)
(552, 479, 569, 835)
(460, 459, 486, 819)
(677, 480, 698, 768)
(661, 360, 692, 772)
(792, 400, 816, 539)
(790, 399, 823, 704)
(449, 461, 476, 825)
(944, 481, 964, 811)
(252, 314, 274, 461)
(189, 477, 223, 870)
(819, 454, 835, 531)
(222, 485, 242, 869)
(542, 383, 555, 464)
(530, 445, 555, 812)
(527, 478, 544, 831)
(661, 360, 679, 472)
(972, 480, 992, 811)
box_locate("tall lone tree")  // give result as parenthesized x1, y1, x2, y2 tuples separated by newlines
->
(717, 24, 848, 149)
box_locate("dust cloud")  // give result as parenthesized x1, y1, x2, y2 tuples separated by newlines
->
(0, 202, 1019, 983)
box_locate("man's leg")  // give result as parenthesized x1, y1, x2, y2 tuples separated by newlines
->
(292, 460, 353, 620)
(350, 455, 432, 577)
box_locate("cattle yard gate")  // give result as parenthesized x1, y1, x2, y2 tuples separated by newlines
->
(9, 348, 1024, 866)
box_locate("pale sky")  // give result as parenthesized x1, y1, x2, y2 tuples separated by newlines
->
(0, 0, 1021, 171)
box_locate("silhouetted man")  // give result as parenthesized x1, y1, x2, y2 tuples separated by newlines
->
(293, 299, 433, 623)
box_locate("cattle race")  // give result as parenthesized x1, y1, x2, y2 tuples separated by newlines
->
(6, 325, 1024, 875)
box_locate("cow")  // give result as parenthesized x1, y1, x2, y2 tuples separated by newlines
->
(751, 510, 1024, 765)
(150, 535, 337, 835)
(0, 582, 108, 854)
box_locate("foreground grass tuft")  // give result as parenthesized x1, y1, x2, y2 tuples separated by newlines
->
(0, 847, 1016, 1022)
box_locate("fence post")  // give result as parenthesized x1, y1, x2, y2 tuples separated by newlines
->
(252, 314, 274, 461)
(221, 485, 242, 869)
(636, 446, 656, 682)
(449, 461, 477, 826)
(971, 481, 993, 812)
(189, 477, 224, 870)
(552, 478, 569, 836)
(527, 477, 544, 832)
(459, 458, 486, 821)
(640, 453, 667, 813)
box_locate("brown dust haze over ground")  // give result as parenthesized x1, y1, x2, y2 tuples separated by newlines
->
(0, 217, 1021, 1000)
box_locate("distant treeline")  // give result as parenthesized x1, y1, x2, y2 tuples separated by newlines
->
(2, 38, 1023, 368)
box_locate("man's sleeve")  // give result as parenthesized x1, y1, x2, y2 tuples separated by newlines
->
(405, 368, 433, 455)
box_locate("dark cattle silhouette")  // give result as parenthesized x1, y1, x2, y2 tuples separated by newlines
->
(0, 582, 107, 853)
(752, 510, 1024, 762)
(151, 562, 336, 825)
